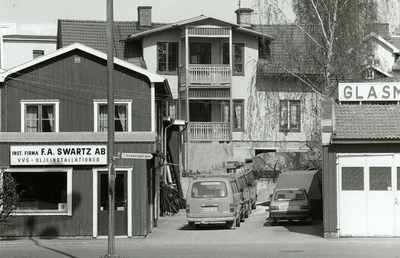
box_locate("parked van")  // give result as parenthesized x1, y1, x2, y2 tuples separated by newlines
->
(186, 175, 242, 229)
(234, 174, 251, 220)
(244, 170, 258, 210)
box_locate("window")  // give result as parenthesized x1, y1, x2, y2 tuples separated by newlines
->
(223, 43, 244, 75)
(280, 100, 301, 132)
(365, 68, 375, 79)
(190, 43, 211, 64)
(8, 168, 72, 216)
(94, 100, 132, 132)
(157, 42, 178, 74)
(233, 100, 244, 131)
(33, 50, 44, 59)
(21, 100, 59, 132)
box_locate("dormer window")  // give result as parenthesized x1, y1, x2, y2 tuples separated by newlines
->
(365, 68, 375, 79)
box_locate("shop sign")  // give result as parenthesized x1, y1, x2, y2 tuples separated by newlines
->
(339, 82, 400, 101)
(10, 145, 107, 166)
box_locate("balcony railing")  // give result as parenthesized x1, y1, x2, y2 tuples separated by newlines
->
(180, 65, 231, 86)
(189, 122, 230, 141)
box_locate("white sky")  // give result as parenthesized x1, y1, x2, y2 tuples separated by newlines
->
(0, 0, 278, 35)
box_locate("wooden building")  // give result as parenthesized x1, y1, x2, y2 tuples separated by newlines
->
(0, 43, 172, 237)
(322, 82, 400, 238)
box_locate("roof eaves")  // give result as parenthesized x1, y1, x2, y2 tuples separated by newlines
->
(1, 43, 167, 84)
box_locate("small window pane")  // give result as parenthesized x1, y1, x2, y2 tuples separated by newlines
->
(342, 167, 364, 191)
(26, 105, 38, 132)
(370, 167, 391, 191)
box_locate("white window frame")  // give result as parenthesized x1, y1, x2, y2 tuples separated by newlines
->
(20, 100, 59, 132)
(93, 100, 132, 132)
(6, 167, 72, 216)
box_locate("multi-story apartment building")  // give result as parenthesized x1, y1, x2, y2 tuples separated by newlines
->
(58, 7, 323, 174)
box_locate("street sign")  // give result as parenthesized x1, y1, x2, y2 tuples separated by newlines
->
(120, 152, 153, 160)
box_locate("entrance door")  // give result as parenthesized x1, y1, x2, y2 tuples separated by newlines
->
(338, 154, 395, 237)
(98, 171, 127, 236)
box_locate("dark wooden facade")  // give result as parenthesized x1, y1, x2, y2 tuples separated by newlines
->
(0, 44, 171, 237)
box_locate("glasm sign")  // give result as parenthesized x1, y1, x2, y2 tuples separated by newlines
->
(339, 83, 400, 101)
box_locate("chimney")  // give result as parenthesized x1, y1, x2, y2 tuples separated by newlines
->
(138, 6, 152, 27)
(235, 8, 253, 27)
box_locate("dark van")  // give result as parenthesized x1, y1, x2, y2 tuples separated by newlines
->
(186, 175, 242, 229)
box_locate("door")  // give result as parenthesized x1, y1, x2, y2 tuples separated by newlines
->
(338, 154, 395, 237)
(98, 171, 127, 236)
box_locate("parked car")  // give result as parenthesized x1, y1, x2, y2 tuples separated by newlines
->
(234, 174, 251, 220)
(244, 170, 258, 210)
(186, 175, 242, 229)
(267, 188, 312, 226)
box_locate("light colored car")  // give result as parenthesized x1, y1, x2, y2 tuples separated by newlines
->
(268, 188, 312, 226)
(186, 175, 242, 229)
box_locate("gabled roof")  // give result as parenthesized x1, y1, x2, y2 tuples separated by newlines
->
(333, 104, 400, 140)
(369, 33, 400, 54)
(0, 43, 172, 98)
(125, 15, 273, 41)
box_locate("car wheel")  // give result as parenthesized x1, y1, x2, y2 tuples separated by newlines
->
(271, 218, 276, 226)
(252, 202, 256, 210)
(228, 220, 236, 229)
(188, 222, 195, 229)
(241, 213, 245, 222)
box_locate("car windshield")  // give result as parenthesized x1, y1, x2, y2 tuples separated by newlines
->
(274, 190, 305, 201)
(191, 181, 228, 198)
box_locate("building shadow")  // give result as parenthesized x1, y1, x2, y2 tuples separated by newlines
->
(263, 219, 324, 238)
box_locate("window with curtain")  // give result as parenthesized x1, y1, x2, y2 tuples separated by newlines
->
(157, 42, 178, 74)
(94, 101, 131, 132)
(223, 43, 244, 76)
(97, 104, 128, 132)
(22, 102, 58, 132)
(280, 100, 301, 132)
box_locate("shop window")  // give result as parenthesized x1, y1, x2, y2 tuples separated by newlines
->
(94, 100, 131, 132)
(190, 43, 211, 64)
(370, 167, 391, 191)
(157, 42, 178, 74)
(280, 100, 301, 132)
(21, 100, 59, 132)
(342, 167, 364, 191)
(223, 43, 245, 75)
(8, 168, 72, 216)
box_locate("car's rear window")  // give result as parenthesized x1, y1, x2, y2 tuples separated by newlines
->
(191, 181, 228, 198)
(274, 190, 305, 200)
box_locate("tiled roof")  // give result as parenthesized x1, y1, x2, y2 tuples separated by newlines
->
(253, 25, 321, 75)
(333, 104, 400, 140)
(57, 19, 167, 66)
(389, 36, 400, 50)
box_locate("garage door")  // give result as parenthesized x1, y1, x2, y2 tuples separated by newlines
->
(337, 154, 400, 237)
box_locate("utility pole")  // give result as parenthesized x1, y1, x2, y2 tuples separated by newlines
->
(106, 0, 117, 257)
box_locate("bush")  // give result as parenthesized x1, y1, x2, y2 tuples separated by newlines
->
(0, 171, 19, 225)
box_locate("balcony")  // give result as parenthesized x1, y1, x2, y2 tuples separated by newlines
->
(180, 65, 231, 87)
(188, 122, 230, 141)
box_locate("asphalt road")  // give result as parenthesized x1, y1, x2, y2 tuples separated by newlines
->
(2, 206, 400, 258)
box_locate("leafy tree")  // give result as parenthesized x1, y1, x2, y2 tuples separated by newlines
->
(0, 171, 19, 226)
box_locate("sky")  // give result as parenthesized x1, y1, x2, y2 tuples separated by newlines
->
(0, 0, 294, 35)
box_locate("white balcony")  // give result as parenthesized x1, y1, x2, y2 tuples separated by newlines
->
(180, 65, 231, 87)
(188, 122, 230, 141)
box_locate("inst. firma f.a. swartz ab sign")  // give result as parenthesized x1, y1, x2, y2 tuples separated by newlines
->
(10, 145, 107, 165)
